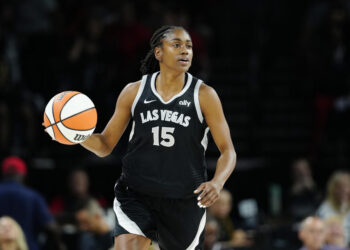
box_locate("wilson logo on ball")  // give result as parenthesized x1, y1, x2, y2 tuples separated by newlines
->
(74, 134, 90, 141)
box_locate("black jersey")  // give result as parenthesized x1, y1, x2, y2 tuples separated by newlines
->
(122, 72, 209, 199)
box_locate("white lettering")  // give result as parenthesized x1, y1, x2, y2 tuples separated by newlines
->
(182, 116, 191, 127)
(140, 113, 147, 123)
(146, 110, 154, 121)
(176, 114, 184, 125)
(179, 100, 191, 107)
(140, 109, 191, 127)
(152, 109, 159, 120)
(160, 109, 167, 120)
(165, 110, 172, 121)
(170, 112, 179, 123)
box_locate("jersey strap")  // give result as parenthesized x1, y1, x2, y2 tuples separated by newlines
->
(131, 75, 148, 116)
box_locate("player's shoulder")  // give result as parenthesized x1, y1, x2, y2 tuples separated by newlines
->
(119, 80, 142, 101)
(117, 79, 144, 109)
(198, 82, 218, 99)
(121, 73, 152, 98)
(123, 80, 142, 94)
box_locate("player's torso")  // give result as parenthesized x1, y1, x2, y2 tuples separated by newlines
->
(122, 72, 209, 198)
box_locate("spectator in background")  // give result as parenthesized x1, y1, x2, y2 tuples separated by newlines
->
(63, 8, 117, 128)
(288, 158, 321, 222)
(66, 10, 108, 95)
(204, 218, 223, 250)
(0, 216, 28, 250)
(0, 2, 37, 157)
(50, 168, 107, 225)
(75, 199, 112, 250)
(208, 189, 234, 241)
(207, 189, 252, 248)
(50, 168, 108, 250)
(298, 216, 327, 250)
(324, 216, 348, 249)
(302, 0, 350, 161)
(302, 0, 350, 97)
(104, 1, 151, 83)
(317, 171, 350, 246)
(0, 156, 65, 250)
(15, 0, 59, 100)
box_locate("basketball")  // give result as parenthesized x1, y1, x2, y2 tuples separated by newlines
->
(43, 91, 97, 145)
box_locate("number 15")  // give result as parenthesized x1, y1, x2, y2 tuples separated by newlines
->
(151, 126, 175, 147)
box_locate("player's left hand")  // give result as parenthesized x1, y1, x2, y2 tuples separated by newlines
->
(194, 180, 223, 208)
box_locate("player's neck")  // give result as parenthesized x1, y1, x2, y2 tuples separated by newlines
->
(156, 71, 185, 92)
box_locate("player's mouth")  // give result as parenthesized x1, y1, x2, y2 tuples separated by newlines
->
(178, 58, 190, 66)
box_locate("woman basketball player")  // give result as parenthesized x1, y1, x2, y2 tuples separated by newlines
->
(81, 25, 236, 250)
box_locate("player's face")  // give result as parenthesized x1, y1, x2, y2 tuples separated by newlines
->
(157, 29, 193, 73)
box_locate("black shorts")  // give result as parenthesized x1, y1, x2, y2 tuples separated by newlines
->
(113, 177, 206, 250)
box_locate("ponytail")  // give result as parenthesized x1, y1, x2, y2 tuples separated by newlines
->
(140, 49, 159, 75)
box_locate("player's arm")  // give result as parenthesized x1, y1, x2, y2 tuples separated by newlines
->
(81, 81, 140, 157)
(194, 83, 237, 207)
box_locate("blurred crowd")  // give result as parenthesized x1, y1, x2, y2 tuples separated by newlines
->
(1, 0, 350, 249)
(0, 156, 349, 249)
(0, 0, 212, 159)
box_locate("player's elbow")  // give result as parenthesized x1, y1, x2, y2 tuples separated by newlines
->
(95, 152, 108, 158)
(95, 136, 114, 157)
(220, 144, 236, 158)
(95, 147, 112, 158)
(232, 148, 237, 160)
(91, 141, 113, 158)
(221, 146, 237, 166)
(226, 148, 236, 163)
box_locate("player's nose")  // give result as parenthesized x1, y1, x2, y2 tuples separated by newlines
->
(180, 45, 189, 55)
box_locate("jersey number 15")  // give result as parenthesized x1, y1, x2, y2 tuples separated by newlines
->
(151, 126, 175, 147)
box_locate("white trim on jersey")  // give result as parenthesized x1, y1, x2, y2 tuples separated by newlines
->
(131, 75, 147, 116)
(113, 198, 146, 237)
(151, 72, 193, 104)
(186, 211, 206, 250)
(128, 121, 135, 141)
(201, 127, 210, 152)
(194, 80, 204, 123)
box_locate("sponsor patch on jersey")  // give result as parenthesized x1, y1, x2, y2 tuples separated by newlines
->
(179, 100, 191, 107)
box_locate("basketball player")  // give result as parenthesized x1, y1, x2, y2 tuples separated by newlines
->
(81, 25, 236, 250)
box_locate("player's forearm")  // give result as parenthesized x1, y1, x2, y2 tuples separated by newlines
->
(212, 148, 236, 188)
(81, 133, 112, 157)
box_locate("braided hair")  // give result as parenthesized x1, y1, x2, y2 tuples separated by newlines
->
(140, 25, 185, 75)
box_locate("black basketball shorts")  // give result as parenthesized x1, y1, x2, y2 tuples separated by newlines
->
(113, 178, 206, 250)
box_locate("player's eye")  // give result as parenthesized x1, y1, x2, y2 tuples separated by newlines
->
(186, 44, 193, 49)
(173, 43, 181, 48)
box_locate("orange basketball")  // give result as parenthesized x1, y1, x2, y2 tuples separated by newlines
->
(43, 91, 97, 145)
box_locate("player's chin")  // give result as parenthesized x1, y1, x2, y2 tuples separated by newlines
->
(176, 64, 191, 72)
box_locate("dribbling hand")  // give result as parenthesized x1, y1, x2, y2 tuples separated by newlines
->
(194, 180, 223, 208)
